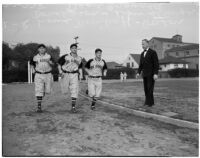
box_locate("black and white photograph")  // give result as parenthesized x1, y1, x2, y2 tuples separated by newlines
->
(2, 0, 199, 156)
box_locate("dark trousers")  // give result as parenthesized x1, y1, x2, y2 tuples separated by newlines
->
(143, 76, 155, 106)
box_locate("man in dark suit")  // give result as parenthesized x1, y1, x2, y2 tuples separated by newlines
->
(136, 39, 159, 107)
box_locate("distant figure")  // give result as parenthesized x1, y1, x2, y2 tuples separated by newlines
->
(124, 72, 127, 81)
(120, 72, 124, 82)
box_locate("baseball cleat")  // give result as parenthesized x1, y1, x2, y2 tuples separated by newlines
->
(91, 105, 95, 110)
(71, 107, 77, 113)
(36, 108, 43, 113)
(86, 89, 88, 95)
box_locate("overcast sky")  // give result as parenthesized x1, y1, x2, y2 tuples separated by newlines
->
(2, 2, 199, 63)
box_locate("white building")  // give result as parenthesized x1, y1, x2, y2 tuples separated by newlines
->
(159, 56, 188, 71)
(122, 54, 140, 69)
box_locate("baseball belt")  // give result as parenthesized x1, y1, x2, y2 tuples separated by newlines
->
(35, 71, 52, 74)
(89, 76, 102, 78)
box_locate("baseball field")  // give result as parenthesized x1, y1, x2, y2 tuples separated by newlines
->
(2, 78, 199, 156)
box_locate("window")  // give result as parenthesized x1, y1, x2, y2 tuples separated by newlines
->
(185, 51, 189, 56)
(174, 64, 178, 68)
(168, 44, 170, 47)
(127, 63, 130, 68)
(154, 45, 157, 49)
(129, 57, 131, 60)
(132, 62, 134, 67)
(176, 52, 179, 56)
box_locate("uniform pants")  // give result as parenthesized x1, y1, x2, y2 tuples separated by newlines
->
(143, 76, 155, 106)
(60, 73, 79, 98)
(34, 73, 53, 97)
(88, 77, 102, 98)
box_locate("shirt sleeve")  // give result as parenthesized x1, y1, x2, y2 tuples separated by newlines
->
(102, 60, 108, 70)
(58, 54, 67, 66)
(50, 55, 55, 63)
(30, 56, 36, 67)
(85, 59, 93, 69)
(78, 61, 83, 69)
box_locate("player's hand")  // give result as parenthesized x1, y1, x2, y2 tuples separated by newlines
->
(153, 74, 158, 81)
(136, 73, 140, 79)
(32, 68, 35, 74)
(103, 71, 107, 77)
(48, 60, 54, 65)
(79, 75, 83, 81)
(59, 72, 64, 79)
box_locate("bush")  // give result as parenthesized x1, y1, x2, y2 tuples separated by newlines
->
(103, 68, 136, 80)
(3, 67, 59, 83)
(168, 68, 199, 78)
(3, 69, 28, 83)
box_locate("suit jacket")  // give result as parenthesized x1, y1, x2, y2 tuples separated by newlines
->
(137, 48, 159, 77)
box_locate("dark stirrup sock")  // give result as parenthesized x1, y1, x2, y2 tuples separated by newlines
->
(72, 97, 77, 107)
(36, 96, 43, 109)
(92, 97, 97, 106)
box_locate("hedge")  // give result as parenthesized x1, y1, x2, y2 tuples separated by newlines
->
(168, 68, 199, 78)
(103, 68, 136, 80)
(3, 68, 59, 83)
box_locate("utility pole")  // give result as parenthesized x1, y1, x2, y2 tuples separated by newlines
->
(74, 36, 81, 50)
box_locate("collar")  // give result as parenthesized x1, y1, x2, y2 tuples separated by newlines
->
(144, 48, 149, 52)
(38, 53, 46, 56)
(70, 52, 78, 58)
(94, 57, 102, 62)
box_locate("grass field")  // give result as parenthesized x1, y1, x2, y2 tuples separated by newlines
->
(2, 80, 199, 156)
(83, 78, 198, 123)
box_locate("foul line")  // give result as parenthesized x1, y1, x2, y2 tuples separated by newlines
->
(79, 93, 198, 129)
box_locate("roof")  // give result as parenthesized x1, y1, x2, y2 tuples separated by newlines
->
(159, 56, 188, 64)
(130, 54, 141, 64)
(165, 44, 199, 53)
(151, 37, 183, 43)
(106, 61, 120, 69)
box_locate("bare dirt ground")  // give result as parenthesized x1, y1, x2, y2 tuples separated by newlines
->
(2, 82, 198, 156)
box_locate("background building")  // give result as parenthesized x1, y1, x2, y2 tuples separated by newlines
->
(122, 54, 140, 69)
(165, 44, 199, 70)
(149, 34, 192, 59)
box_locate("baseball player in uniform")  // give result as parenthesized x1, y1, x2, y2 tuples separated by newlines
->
(58, 43, 83, 113)
(30, 44, 54, 112)
(85, 48, 107, 110)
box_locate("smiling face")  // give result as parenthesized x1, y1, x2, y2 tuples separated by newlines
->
(38, 47, 46, 55)
(70, 46, 77, 54)
(95, 51, 102, 60)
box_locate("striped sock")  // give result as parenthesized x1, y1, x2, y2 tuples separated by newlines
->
(36, 96, 43, 109)
(92, 97, 97, 106)
(72, 97, 76, 107)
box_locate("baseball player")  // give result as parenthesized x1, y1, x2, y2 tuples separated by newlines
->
(85, 48, 107, 110)
(58, 43, 83, 113)
(30, 44, 54, 113)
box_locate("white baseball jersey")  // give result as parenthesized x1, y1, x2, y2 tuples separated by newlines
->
(58, 53, 83, 72)
(85, 58, 107, 76)
(31, 53, 52, 73)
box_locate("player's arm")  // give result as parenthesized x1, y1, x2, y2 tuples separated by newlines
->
(48, 56, 54, 66)
(30, 56, 36, 74)
(57, 55, 66, 77)
(84, 59, 92, 76)
(78, 61, 83, 80)
(103, 60, 108, 76)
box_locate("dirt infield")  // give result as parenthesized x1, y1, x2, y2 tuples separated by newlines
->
(2, 83, 198, 156)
